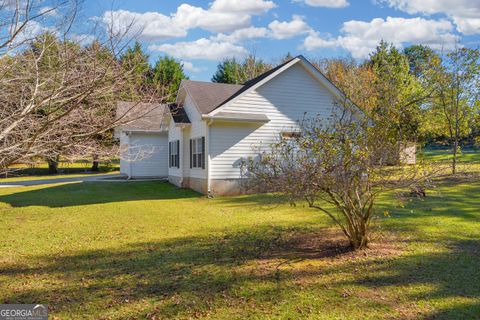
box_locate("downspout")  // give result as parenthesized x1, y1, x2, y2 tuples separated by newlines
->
(126, 131, 132, 180)
(206, 118, 213, 197)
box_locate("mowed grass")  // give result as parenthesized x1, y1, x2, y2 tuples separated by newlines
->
(6, 160, 119, 177)
(420, 148, 480, 163)
(0, 177, 479, 318)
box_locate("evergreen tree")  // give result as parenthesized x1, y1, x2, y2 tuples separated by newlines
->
(212, 55, 272, 84)
(152, 56, 188, 102)
(211, 58, 243, 84)
(404, 45, 440, 79)
(368, 41, 423, 140)
(120, 41, 151, 97)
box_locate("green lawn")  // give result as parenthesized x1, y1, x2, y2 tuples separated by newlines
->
(420, 148, 480, 163)
(6, 160, 119, 177)
(0, 177, 479, 319)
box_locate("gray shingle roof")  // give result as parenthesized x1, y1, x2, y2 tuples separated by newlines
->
(116, 102, 167, 131)
(182, 80, 243, 115)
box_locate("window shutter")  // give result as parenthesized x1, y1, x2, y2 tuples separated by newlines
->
(169, 142, 171, 168)
(176, 140, 180, 168)
(189, 139, 192, 168)
(201, 136, 205, 169)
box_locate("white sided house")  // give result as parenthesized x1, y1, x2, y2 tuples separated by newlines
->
(117, 56, 362, 195)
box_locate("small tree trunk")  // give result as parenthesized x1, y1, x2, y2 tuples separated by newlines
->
(91, 154, 99, 172)
(348, 229, 369, 250)
(345, 215, 369, 250)
(452, 139, 458, 175)
(47, 156, 59, 174)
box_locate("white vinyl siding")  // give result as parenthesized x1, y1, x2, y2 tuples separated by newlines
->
(169, 89, 208, 180)
(119, 132, 130, 175)
(210, 122, 261, 179)
(210, 62, 338, 179)
(183, 93, 202, 122)
(127, 132, 168, 177)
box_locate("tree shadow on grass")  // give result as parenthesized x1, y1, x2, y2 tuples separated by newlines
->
(341, 239, 480, 319)
(0, 226, 353, 319)
(0, 181, 200, 208)
(1, 226, 478, 319)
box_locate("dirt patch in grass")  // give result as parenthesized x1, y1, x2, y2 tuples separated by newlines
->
(264, 228, 405, 262)
(241, 228, 407, 286)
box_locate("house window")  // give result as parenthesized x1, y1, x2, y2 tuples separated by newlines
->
(169, 140, 180, 168)
(190, 137, 205, 169)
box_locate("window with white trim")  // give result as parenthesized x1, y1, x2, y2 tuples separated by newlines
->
(169, 140, 180, 168)
(190, 137, 205, 169)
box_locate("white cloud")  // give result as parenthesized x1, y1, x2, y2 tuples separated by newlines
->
(380, 0, 480, 35)
(268, 15, 312, 39)
(149, 38, 248, 60)
(211, 26, 269, 43)
(303, 32, 338, 49)
(13, 20, 53, 45)
(181, 61, 206, 73)
(303, 16, 460, 59)
(295, 0, 349, 8)
(453, 17, 480, 35)
(210, 0, 277, 14)
(211, 16, 311, 43)
(100, 0, 277, 41)
(102, 10, 186, 40)
(174, 4, 250, 33)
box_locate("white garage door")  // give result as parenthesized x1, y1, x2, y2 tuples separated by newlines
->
(129, 133, 168, 177)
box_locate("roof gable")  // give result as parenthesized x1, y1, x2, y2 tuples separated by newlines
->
(211, 57, 296, 111)
(208, 55, 350, 116)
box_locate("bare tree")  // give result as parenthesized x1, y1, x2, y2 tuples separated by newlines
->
(434, 47, 480, 174)
(0, 0, 166, 174)
(246, 108, 434, 250)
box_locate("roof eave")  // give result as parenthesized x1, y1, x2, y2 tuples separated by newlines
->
(121, 129, 168, 134)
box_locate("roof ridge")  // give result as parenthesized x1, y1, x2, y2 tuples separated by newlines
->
(183, 79, 243, 87)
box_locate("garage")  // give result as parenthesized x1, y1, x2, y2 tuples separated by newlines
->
(120, 131, 168, 178)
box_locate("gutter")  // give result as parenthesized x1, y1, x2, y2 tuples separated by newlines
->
(201, 115, 270, 123)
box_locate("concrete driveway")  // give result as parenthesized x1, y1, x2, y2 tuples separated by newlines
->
(0, 173, 125, 187)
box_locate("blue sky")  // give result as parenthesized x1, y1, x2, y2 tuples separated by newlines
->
(79, 0, 480, 80)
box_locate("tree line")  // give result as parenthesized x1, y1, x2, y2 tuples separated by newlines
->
(0, 3, 188, 175)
